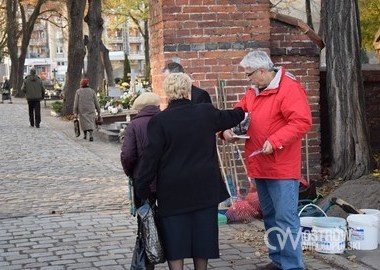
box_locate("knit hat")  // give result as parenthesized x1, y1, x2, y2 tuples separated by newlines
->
(132, 92, 161, 111)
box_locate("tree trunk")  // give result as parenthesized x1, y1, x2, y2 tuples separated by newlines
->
(325, 0, 373, 180)
(100, 41, 114, 87)
(143, 19, 150, 81)
(62, 0, 86, 116)
(85, 0, 103, 91)
(6, 0, 18, 95)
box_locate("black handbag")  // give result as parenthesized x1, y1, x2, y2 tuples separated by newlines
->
(95, 115, 103, 125)
(74, 119, 80, 137)
(137, 202, 165, 264)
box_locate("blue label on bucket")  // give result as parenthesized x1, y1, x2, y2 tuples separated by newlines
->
(350, 227, 365, 241)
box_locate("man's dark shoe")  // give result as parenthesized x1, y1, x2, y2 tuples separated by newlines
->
(36, 125, 40, 128)
(256, 262, 281, 270)
(89, 137, 94, 142)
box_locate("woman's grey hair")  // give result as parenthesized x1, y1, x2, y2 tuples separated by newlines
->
(164, 73, 191, 100)
(239, 51, 274, 70)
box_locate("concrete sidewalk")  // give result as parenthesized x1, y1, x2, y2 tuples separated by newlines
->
(0, 98, 377, 269)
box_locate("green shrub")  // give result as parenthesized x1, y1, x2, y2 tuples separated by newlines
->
(51, 101, 63, 113)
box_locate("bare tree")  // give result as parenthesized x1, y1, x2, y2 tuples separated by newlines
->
(6, 0, 45, 97)
(324, 0, 373, 180)
(61, 0, 86, 116)
(103, 0, 150, 80)
(100, 40, 115, 87)
(129, 13, 149, 81)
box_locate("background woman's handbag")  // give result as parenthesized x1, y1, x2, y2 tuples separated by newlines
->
(136, 202, 165, 264)
(95, 115, 103, 125)
(74, 119, 80, 137)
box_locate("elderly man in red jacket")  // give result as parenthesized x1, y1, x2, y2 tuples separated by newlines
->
(223, 51, 312, 270)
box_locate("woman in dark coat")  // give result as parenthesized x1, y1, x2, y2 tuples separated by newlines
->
(120, 92, 161, 208)
(135, 73, 244, 270)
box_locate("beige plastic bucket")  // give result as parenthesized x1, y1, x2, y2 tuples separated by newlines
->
(347, 214, 379, 250)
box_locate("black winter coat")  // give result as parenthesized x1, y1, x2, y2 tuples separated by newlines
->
(191, 85, 211, 104)
(135, 99, 244, 217)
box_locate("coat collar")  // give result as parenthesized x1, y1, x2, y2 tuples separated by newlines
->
(253, 67, 283, 95)
(167, 98, 192, 109)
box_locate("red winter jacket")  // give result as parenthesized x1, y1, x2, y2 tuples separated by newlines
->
(235, 67, 312, 181)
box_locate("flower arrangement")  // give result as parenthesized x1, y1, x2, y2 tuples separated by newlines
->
(120, 91, 140, 109)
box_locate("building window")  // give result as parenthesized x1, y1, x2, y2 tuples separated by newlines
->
(56, 46, 63, 54)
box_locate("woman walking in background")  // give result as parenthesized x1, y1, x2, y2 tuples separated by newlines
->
(73, 78, 101, 142)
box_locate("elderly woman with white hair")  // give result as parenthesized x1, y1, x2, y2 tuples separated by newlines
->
(135, 73, 244, 270)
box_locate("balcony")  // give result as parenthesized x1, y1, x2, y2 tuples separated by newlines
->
(107, 37, 124, 43)
(128, 36, 144, 43)
(129, 52, 144, 60)
(29, 38, 48, 45)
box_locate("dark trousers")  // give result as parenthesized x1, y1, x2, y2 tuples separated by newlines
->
(27, 100, 41, 127)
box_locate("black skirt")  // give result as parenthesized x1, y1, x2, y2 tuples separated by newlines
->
(159, 206, 219, 260)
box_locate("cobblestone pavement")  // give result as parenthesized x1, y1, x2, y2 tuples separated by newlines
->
(0, 98, 375, 269)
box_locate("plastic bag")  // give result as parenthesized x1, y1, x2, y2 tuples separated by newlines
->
(130, 235, 153, 270)
(136, 202, 165, 264)
(232, 113, 250, 135)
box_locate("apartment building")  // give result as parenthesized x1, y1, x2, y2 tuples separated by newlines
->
(103, 17, 146, 81)
(19, 13, 146, 86)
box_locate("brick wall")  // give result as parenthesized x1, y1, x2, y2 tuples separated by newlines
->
(150, 0, 271, 105)
(362, 68, 380, 158)
(149, 1, 322, 182)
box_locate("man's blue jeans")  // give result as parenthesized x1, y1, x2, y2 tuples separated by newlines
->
(255, 178, 304, 270)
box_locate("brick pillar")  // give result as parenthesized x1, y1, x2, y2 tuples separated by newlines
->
(149, 0, 271, 105)
(149, 1, 322, 182)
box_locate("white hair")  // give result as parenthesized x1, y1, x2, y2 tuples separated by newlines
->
(239, 50, 274, 70)
(164, 73, 191, 100)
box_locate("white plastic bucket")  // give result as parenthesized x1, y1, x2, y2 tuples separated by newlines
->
(347, 214, 379, 250)
(300, 217, 314, 250)
(360, 209, 380, 244)
(312, 217, 347, 254)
